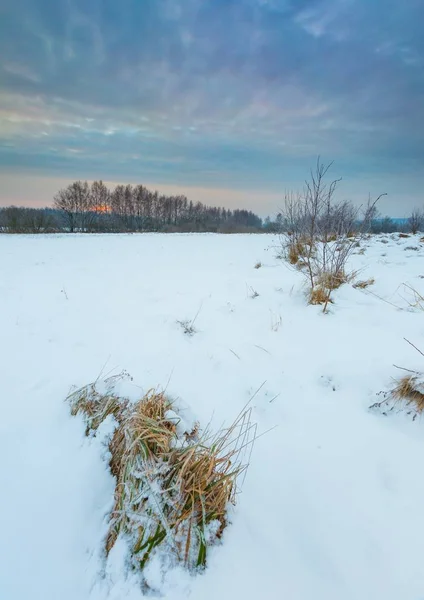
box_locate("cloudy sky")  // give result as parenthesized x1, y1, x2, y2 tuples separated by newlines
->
(1, 0, 423, 215)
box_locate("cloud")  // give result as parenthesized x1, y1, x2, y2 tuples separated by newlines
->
(0, 0, 423, 208)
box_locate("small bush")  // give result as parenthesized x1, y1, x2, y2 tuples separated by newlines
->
(254, 261, 262, 269)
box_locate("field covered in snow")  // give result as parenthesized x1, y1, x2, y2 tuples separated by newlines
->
(2, 232, 424, 600)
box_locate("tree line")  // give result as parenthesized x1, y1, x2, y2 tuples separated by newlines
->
(0, 177, 422, 235)
(0, 180, 263, 234)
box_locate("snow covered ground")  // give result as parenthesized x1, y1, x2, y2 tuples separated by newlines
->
(2, 232, 424, 600)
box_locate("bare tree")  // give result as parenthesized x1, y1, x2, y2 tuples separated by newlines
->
(54, 187, 78, 232)
(91, 180, 110, 213)
(408, 208, 423, 234)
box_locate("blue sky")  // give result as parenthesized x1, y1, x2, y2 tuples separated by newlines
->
(0, 0, 423, 214)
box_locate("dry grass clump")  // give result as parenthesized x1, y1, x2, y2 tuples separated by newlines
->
(399, 233, 410, 238)
(288, 241, 305, 265)
(254, 261, 262, 269)
(309, 287, 333, 306)
(370, 340, 424, 419)
(392, 375, 424, 413)
(286, 236, 313, 266)
(177, 319, 197, 336)
(68, 378, 255, 577)
(353, 277, 375, 289)
(68, 377, 128, 435)
(317, 269, 350, 291)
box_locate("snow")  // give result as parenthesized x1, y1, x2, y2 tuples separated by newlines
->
(2, 232, 424, 599)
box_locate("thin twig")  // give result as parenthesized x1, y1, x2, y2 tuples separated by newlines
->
(404, 338, 424, 359)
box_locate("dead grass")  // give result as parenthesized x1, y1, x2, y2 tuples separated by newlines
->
(254, 261, 262, 269)
(399, 233, 410, 238)
(309, 287, 332, 306)
(68, 380, 255, 576)
(177, 319, 197, 336)
(286, 237, 312, 265)
(288, 241, 304, 265)
(317, 269, 351, 291)
(371, 340, 424, 419)
(68, 377, 128, 435)
(353, 277, 375, 289)
(392, 375, 424, 414)
(400, 284, 424, 311)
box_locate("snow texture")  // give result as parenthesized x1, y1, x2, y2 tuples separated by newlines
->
(2, 232, 424, 599)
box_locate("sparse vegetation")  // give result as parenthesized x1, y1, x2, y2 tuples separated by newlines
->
(177, 319, 198, 336)
(353, 278, 375, 289)
(399, 284, 424, 311)
(254, 261, 262, 269)
(177, 304, 202, 336)
(392, 375, 424, 413)
(247, 286, 260, 299)
(270, 311, 283, 331)
(309, 287, 333, 306)
(279, 159, 385, 311)
(68, 376, 256, 580)
(371, 340, 424, 419)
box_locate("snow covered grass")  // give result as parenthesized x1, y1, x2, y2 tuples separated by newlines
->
(2, 232, 424, 599)
(68, 376, 254, 583)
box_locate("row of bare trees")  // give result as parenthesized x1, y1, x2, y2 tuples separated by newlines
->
(52, 180, 262, 233)
(0, 206, 58, 233)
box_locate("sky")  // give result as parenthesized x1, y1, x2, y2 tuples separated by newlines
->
(0, 0, 423, 216)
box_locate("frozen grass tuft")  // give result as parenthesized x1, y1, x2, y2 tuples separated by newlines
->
(353, 277, 375, 289)
(371, 340, 424, 419)
(392, 375, 424, 413)
(177, 319, 197, 336)
(68, 378, 256, 581)
(316, 269, 352, 291)
(309, 287, 333, 306)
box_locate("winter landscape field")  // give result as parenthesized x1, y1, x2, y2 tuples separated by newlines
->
(2, 231, 424, 600)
